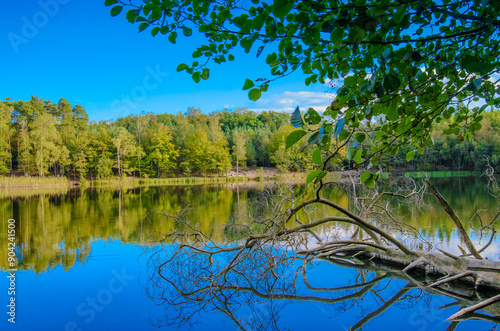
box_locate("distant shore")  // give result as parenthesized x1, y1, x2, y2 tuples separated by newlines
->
(0, 169, 481, 190)
(0, 167, 303, 189)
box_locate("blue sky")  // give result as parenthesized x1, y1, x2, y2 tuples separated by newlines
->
(0, 0, 333, 121)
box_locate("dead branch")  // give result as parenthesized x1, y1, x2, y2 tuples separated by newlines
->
(426, 181, 483, 260)
(427, 271, 476, 288)
(447, 293, 500, 321)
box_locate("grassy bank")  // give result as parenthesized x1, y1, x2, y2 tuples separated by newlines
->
(0, 176, 69, 188)
(0, 170, 479, 190)
(379, 170, 481, 179)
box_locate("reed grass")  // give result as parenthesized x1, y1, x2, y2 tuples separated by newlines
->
(0, 176, 69, 188)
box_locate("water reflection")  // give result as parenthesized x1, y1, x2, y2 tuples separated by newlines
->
(142, 242, 500, 330)
(0, 177, 499, 330)
(0, 177, 499, 273)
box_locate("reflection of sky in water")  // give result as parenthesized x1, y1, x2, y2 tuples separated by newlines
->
(1, 240, 496, 330)
(0, 241, 228, 331)
(0, 178, 499, 330)
(437, 233, 500, 260)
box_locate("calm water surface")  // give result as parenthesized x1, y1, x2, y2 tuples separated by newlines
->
(1, 177, 499, 330)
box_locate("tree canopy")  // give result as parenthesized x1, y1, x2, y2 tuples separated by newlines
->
(107, 0, 500, 184)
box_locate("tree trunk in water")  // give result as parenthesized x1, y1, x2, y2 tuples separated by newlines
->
(426, 181, 482, 259)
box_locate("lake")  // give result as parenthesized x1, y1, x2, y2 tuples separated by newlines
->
(1, 176, 499, 330)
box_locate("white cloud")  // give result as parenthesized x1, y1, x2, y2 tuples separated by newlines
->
(249, 90, 335, 113)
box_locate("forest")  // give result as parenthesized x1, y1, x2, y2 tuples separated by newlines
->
(0, 95, 499, 181)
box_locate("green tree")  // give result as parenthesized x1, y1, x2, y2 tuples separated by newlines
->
(184, 129, 211, 175)
(30, 113, 68, 177)
(112, 128, 138, 177)
(209, 138, 232, 176)
(0, 101, 13, 175)
(109, 0, 500, 182)
(232, 130, 247, 172)
(172, 111, 193, 150)
(57, 98, 75, 146)
(207, 115, 232, 175)
(268, 125, 311, 173)
(87, 126, 114, 179)
(72, 104, 89, 145)
(149, 124, 179, 177)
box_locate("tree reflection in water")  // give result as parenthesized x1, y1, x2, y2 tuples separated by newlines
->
(142, 237, 500, 330)
(140, 183, 500, 330)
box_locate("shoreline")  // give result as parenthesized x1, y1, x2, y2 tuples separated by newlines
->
(0, 167, 303, 190)
(0, 170, 482, 190)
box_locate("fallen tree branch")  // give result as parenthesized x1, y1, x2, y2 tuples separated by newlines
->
(447, 293, 500, 320)
(427, 271, 475, 288)
(426, 181, 482, 260)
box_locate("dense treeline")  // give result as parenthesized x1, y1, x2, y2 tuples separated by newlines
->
(0, 96, 498, 181)
(375, 111, 500, 173)
(0, 96, 324, 180)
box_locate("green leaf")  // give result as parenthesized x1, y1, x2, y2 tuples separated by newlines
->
(286, 130, 307, 149)
(151, 8, 161, 20)
(315, 170, 328, 184)
(406, 150, 416, 162)
(168, 31, 177, 43)
(105, 0, 119, 6)
(359, 82, 371, 94)
(386, 107, 399, 121)
(201, 68, 210, 80)
(337, 86, 349, 97)
(308, 128, 324, 145)
(355, 132, 366, 144)
(304, 108, 321, 125)
(306, 170, 322, 185)
(312, 148, 322, 165)
(365, 176, 375, 188)
(151, 26, 160, 37)
(176, 63, 189, 72)
(240, 36, 256, 53)
(393, 5, 407, 24)
(466, 78, 482, 92)
(462, 56, 496, 75)
(291, 107, 303, 128)
(243, 79, 254, 90)
(338, 129, 350, 142)
(248, 88, 261, 101)
(353, 149, 363, 164)
(110, 5, 123, 17)
(360, 172, 371, 183)
(273, 0, 294, 19)
(182, 27, 193, 37)
(125, 9, 138, 23)
(383, 74, 401, 92)
(192, 72, 201, 83)
(138, 22, 149, 32)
